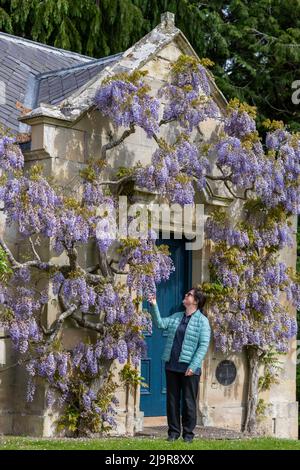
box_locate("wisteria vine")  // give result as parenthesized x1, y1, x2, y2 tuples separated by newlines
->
(1, 53, 299, 436)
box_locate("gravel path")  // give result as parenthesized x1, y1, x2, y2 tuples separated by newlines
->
(136, 425, 251, 440)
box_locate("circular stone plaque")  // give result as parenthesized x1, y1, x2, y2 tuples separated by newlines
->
(215, 360, 237, 386)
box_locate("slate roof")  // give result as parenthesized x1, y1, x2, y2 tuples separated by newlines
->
(36, 54, 121, 107)
(0, 31, 119, 135)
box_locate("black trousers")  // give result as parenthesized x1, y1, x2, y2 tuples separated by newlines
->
(165, 369, 201, 439)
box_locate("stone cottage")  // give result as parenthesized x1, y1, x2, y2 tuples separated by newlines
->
(0, 12, 298, 438)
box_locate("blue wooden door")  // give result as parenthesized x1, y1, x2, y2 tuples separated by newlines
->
(140, 236, 192, 416)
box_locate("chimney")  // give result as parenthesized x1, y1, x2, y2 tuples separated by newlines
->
(160, 12, 175, 28)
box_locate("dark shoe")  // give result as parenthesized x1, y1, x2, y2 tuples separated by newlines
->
(183, 436, 194, 443)
(167, 435, 179, 442)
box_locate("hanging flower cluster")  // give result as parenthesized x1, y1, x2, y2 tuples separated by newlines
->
(136, 136, 211, 205)
(159, 55, 219, 132)
(117, 233, 175, 299)
(93, 70, 159, 138)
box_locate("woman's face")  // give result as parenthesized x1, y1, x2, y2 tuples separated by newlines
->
(183, 289, 197, 308)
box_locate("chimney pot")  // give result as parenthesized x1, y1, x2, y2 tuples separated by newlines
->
(160, 12, 175, 27)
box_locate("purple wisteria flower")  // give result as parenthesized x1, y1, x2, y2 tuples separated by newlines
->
(0, 135, 24, 171)
(94, 76, 159, 138)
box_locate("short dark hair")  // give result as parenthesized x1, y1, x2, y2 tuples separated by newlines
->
(192, 286, 207, 313)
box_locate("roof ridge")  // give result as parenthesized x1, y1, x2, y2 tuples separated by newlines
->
(35, 53, 123, 80)
(0, 30, 93, 61)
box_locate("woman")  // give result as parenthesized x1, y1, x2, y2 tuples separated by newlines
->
(148, 286, 211, 443)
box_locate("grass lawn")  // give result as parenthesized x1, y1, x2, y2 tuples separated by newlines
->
(0, 436, 300, 450)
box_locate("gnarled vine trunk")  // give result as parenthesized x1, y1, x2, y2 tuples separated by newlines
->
(243, 346, 263, 434)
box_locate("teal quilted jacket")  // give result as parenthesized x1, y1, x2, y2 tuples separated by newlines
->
(150, 303, 211, 373)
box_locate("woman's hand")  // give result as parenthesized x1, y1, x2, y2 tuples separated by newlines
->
(148, 296, 156, 305)
(185, 368, 194, 376)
